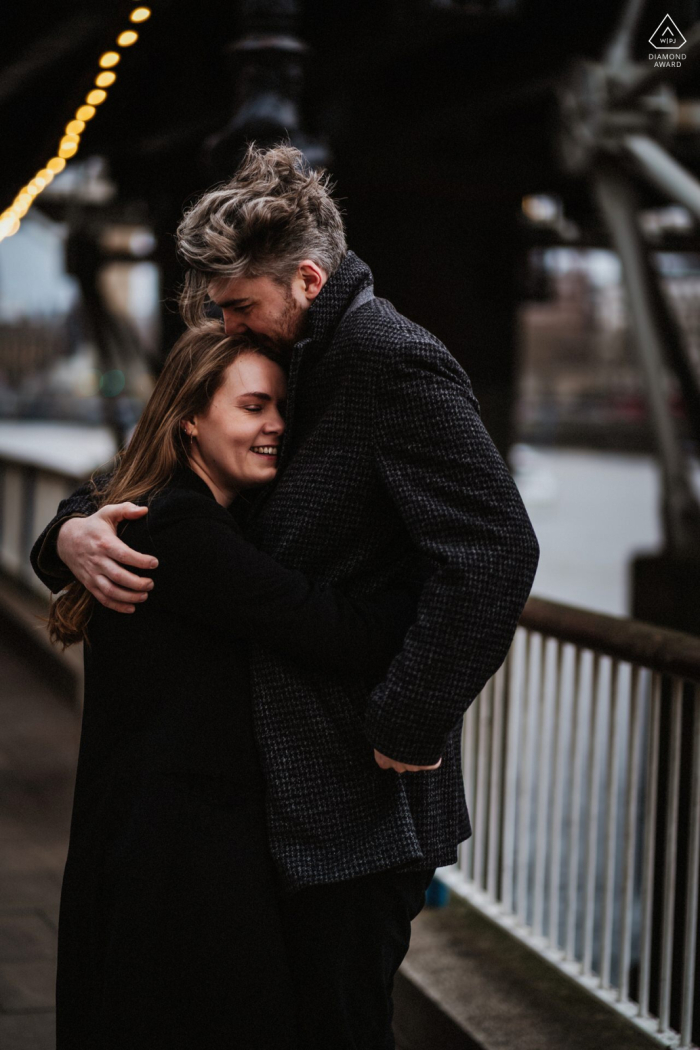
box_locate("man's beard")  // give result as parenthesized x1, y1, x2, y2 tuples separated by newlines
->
(249, 290, 306, 353)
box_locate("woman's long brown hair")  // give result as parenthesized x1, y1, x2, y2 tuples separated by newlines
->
(48, 321, 277, 648)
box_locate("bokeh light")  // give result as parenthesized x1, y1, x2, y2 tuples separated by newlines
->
(0, 214, 20, 238)
(99, 52, 121, 69)
(2, 5, 150, 241)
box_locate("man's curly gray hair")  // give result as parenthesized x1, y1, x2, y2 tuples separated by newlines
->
(176, 143, 347, 327)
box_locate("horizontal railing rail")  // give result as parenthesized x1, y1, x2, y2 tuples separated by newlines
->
(441, 599, 700, 1049)
(521, 596, 700, 683)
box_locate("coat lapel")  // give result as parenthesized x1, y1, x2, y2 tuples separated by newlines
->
(277, 334, 312, 470)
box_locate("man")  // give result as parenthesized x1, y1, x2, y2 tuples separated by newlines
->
(32, 144, 539, 1049)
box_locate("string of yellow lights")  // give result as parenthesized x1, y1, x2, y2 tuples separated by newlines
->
(0, 6, 152, 244)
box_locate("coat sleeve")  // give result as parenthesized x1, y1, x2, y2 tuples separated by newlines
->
(29, 475, 109, 592)
(140, 502, 419, 678)
(363, 339, 540, 765)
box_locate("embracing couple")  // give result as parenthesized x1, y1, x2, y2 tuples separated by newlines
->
(31, 144, 539, 1050)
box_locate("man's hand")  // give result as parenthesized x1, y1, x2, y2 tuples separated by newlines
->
(57, 504, 158, 613)
(373, 749, 442, 775)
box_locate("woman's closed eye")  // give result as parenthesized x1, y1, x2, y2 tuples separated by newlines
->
(242, 401, 285, 416)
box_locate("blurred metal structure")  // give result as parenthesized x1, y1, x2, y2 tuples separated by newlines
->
(204, 0, 330, 174)
(534, 0, 700, 635)
(441, 596, 700, 1049)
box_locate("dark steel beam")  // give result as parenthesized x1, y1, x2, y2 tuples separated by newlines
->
(592, 162, 700, 556)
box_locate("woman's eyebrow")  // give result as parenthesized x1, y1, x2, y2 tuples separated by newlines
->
(237, 391, 272, 401)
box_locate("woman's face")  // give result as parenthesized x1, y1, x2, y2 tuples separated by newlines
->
(185, 353, 286, 505)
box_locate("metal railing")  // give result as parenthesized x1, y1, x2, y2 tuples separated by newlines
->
(0, 451, 85, 595)
(440, 596, 700, 1049)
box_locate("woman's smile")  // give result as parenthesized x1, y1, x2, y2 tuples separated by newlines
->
(250, 444, 279, 458)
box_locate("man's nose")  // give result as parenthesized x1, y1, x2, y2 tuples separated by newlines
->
(223, 313, 247, 336)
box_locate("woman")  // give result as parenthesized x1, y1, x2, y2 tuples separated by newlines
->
(49, 322, 419, 1050)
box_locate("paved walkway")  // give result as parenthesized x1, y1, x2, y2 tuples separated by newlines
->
(0, 636, 79, 1049)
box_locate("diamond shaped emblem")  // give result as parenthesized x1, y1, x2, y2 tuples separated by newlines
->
(649, 14, 686, 49)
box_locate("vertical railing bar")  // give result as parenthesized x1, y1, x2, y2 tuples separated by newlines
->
(548, 640, 566, 952)
(638, 671, 661, 1020)
(659, 678, 683, 1034)
(534, 636, 552, 938)
(566, 646, 585, 962)
(680, 683, 700, 1047)
(460, 693, 472, 880)
(582, 652, 603, 977)
(618, 664, 643, 1004)
(473, 676, 493, 891)
(468, 677, 483, 884)
(600, 659, 622, 990)
(487, 660, 506, 901)
(517, 631, 535, 926)
(502, 631, 524, 913)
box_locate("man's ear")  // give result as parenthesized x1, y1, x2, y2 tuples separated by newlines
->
(297, 259, 327, 303)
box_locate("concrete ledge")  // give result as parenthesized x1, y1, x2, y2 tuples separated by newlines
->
(394, 897, 660, 1050)
(0, 572, 82, 707)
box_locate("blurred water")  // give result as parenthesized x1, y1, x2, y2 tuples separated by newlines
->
(512, 445, 700, 616)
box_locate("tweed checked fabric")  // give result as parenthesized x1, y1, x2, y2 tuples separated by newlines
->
(31, 250, 539, 893)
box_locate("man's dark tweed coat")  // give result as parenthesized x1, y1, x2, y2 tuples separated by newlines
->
(31, 250, 539, 893)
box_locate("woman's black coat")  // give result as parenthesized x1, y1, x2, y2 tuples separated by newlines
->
(56, 465, 416, 1050)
